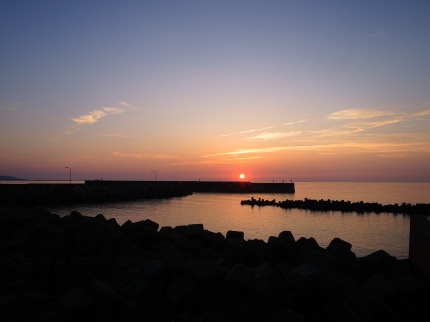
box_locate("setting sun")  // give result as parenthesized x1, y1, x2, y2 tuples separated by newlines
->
(239, 174, 246, 179)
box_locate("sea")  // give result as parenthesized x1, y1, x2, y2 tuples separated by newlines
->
(2, 181, 429, 259)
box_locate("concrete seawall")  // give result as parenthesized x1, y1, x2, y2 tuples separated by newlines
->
(0, 182, 191, 206)
(409, 215, 430, 281)
(85, 180, 296, 193)
(0, 181, 294, 206)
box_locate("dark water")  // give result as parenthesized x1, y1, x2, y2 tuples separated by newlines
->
(49, 182, 430, 259)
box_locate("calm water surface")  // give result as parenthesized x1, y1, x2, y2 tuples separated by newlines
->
(49, 182, 430, 259)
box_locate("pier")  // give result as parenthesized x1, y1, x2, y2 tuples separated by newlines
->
(0, 180, 295, 206)
(85, 180, 295, 193)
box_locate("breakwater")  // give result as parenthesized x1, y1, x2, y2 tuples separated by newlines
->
(241, 197, 430, 215)
(0, 181, 295, 206)
(1, 208, 429, 321)
(85, 180, 295, 193)
(0, 182, 191, 206)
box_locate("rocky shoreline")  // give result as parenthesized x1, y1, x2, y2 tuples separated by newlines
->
(241, 197, 430, 215)
(1, 208, 429, 321)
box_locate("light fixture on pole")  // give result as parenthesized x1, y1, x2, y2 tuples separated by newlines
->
(150, 169, 157, 181)
(65, 166, 71, 184)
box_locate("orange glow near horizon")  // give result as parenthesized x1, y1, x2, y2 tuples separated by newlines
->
(239, 174, 246, 179)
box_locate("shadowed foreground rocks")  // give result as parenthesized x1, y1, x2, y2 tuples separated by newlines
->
(1, 208, 429, 322)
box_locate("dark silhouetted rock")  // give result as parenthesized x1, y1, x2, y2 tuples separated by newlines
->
(278, 230, 295, 245)
(269, 308, 307, 322)
(187, 223, 204, 235)
(226, 230, 244, 240)
(296, 237, 322, 258)
(1, 207, 429, 322)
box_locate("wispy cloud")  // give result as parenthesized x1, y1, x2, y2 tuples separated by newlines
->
(2, 102, 21, 112)
(100, 132, 129, 138)
(206, 146, 288, 157)
(169, 155, 264, 166)
(327, 109, 394, 120)
(320, 106, 430, 137)
(370, 31, 387, 38)
(118, 101, 133, 108)
(247, 131, 302, 141)
(112, 152, 176, 159)
(206, 142, 429, 157)
(283, 119, 309, 125)
(220, 119, 309, 138)
(71, 106, 125, 124)
(57, 101, 134, 138)
(220, 126, 275, 137)
(411, 107, 430, 117)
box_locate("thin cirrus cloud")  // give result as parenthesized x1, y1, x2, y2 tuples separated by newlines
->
(112, 152, 176, 159)
(220, 119, 309, 138)
(206, 142, 429, 158)
(99, 132, 129, 138)
(71, 106, 125, 124)
(219, 125, 275, 137)
(283, 119, 310, 125)
(327, 109, 394, 120)
(59, 101, 134, 137)
(318, 107, 430, 137)
(247, 131, 302, 141)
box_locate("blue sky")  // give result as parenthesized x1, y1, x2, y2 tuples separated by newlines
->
(1, 0, 430, 181)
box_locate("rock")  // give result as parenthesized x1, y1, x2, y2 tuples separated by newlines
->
(224, 238, 247, 264)
(108, 231, 132, 254)
(269, 308, 307, 322)
(58, 288, 95, 313)
(296, 237, 321, 258)
(144, 218, 159, 231)
(173, 225, 188, 235)
(226, 230, 244, 240)
(122, 219, 159, 242)
(246, 239, 267, 266)
(288, 262, 325, 293)
(159, 226, 173, 234)
(232, 293, 273, 322)
(94, 213, 107, 222)
(89, 280, 121, 303)
(278, 230, 295, 245)
(140, 259, 166, 276)
(200, 230, 225, 248)
(2, 207, 430, 322)
(327, 237, 352, 252)
(225, 264, 257, 290)
(73, 235, 102, 255)
(358, 274, 397, 300)
(392, 274, 429, 296)
(357, 249, 399, 279)
(167, 275, 197, 305)
(187, 223, 204, 236)
(21, 289, 51, 304)
(319, 271, 356, 298)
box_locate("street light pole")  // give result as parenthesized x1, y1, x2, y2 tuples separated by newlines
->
(150, 169, 157, 181)
(65, 166, 71, 184)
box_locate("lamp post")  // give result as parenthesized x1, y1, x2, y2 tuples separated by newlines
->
(65, 166, 71, 184)
(150, 169, 157, 181)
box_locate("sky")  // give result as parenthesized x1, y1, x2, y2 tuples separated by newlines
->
(1, 0, 430, 182)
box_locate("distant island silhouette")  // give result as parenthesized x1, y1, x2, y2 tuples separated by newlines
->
(0, 175, 26, 180)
